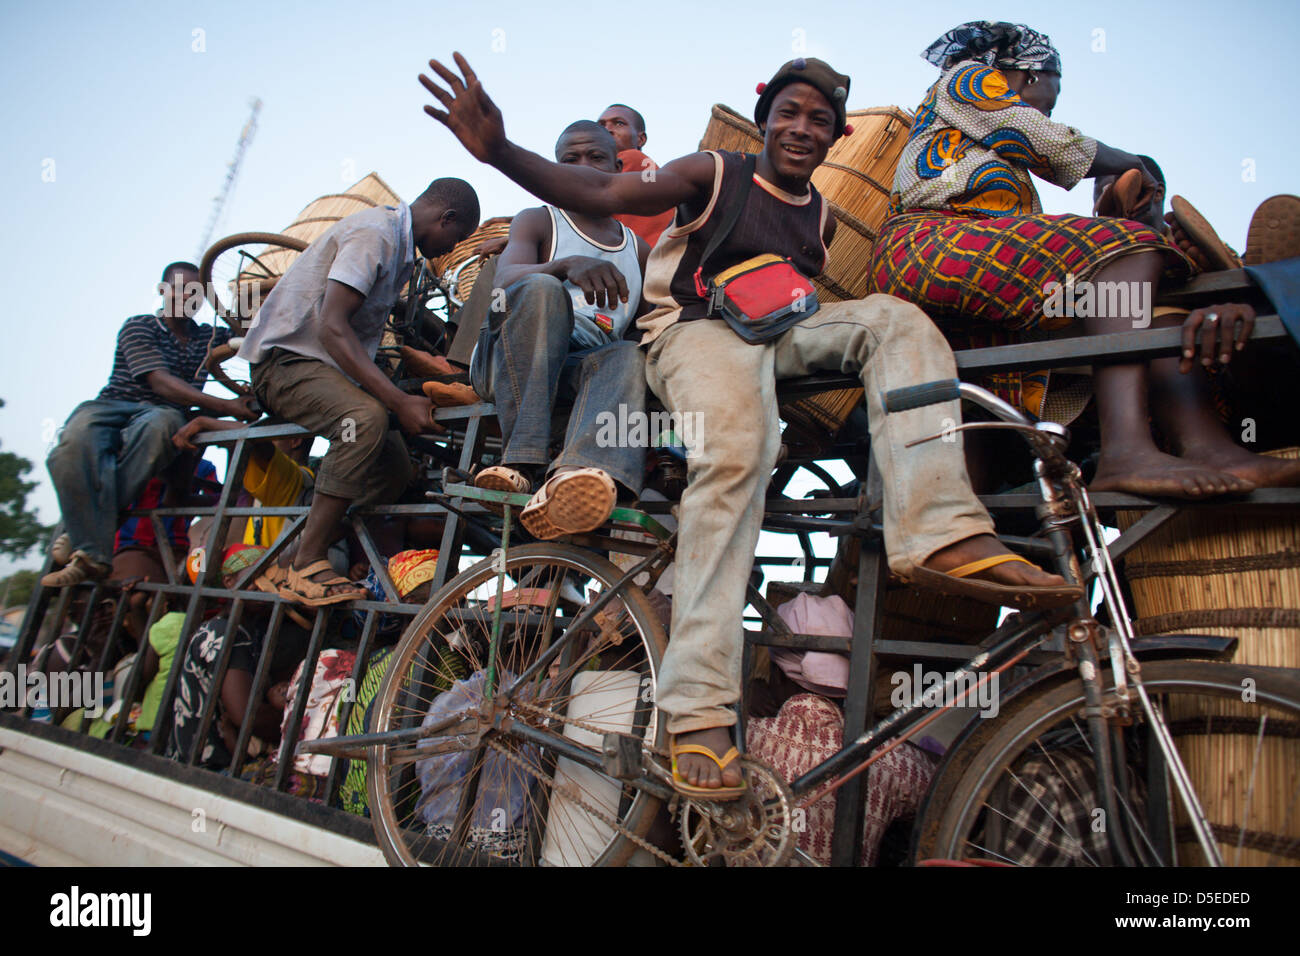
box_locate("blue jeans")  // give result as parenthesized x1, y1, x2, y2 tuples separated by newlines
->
(469, 274, 647, 494)
(46, 399, 187, 564)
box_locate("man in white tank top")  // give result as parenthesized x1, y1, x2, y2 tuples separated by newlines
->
(469, 121, 652, 539)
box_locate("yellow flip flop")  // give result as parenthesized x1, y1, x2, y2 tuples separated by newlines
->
(909, 553, 1083, 611)
(670, 737, 747, 800)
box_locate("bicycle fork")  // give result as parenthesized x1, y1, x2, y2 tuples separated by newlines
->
(1056, 467, 1224, 866)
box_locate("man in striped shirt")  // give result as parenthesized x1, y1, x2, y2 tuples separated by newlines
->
(43, 261, 258, 588)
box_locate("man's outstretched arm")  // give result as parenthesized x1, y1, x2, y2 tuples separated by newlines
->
(420, 53, 713, 218)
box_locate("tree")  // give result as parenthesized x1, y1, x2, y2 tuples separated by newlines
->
(0, 398, 53, 559)
(0, 569, 38, 608)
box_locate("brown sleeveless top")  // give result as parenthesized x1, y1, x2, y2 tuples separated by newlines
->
(639, 150, 829, 336)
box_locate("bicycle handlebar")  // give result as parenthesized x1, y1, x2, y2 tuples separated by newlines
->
(884, 380, 1034, 429)
(881, 379, 961, 413)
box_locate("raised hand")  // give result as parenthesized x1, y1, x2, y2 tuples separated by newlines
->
(419, 53, 506, 163)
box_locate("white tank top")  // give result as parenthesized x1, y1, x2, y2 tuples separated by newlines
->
(546, 206, 641, 349)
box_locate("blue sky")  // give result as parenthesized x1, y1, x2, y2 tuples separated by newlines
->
(1, 0, 1297, 576)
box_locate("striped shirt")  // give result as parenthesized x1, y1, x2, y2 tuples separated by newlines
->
(115, 459, 219, 556)
(97, 313, 231, 407)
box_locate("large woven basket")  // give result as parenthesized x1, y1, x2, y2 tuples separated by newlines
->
(244, 172, 404, 284)
(433, 216, 513, 306)
(811, 106, 911, 233)
(1117, 447, 1300, 865)
(698, 104, 911, 257)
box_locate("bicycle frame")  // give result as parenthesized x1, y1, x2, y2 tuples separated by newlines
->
(308, 391, 1230, 865)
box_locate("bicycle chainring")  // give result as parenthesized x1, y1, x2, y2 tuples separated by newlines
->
(678, 756, 796, 867)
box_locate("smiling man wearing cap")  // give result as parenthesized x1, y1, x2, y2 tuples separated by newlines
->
(420, 53, 1078, 798)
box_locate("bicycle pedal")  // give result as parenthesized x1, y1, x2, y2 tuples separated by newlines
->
(601, 732, 644, 780)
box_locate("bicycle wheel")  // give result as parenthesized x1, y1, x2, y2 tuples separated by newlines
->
(198, 231, 308, 330)
(367, 542, 669, 866)
(915, 659, 1300, 866)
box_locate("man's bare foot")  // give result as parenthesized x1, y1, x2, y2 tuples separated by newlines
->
(922, 534, 1066, 588)
(1181, 445, 1300, 489)
(1092, 449, 1253, 498)
(673, 726, 742, 791)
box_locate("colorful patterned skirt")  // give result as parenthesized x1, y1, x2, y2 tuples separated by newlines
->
(869, 210, 1193, 416)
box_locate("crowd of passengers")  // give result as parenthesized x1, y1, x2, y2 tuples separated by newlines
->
(19, 21, 1300, 863)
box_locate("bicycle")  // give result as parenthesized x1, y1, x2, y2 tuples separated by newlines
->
(298, 380, 1300, 867)
(197, 230, 464, 399)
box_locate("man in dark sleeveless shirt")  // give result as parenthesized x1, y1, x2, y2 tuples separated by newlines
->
(422, 54, 1078, 796)
(470, 121, 652, 539)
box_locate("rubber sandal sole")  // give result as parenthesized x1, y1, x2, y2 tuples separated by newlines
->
(519, 497, 565, 540)
(544, 470, 617, 534)
(908, 565, 1083, 611)
(670, 739, 747, 800)
(1244, 194, 1300, 266)
(1171, 196, 1241, 272)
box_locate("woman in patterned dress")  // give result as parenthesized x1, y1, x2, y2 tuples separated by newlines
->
(871, 21, 1300, 498)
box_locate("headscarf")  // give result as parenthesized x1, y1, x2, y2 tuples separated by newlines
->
(388, 549, 439, 599)
(221, 543, 265, 578)
(922, 21, 1062, 75)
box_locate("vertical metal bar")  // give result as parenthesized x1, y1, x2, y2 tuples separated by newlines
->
(324, 610, 380, 808)
(829, 537, 885, 866)
(148, 438, 247, 756)
(185, 598, 245, 766)
(111, 594, 167, 744)
(350, 514, 400, 603)
(150, 516, 180, 585)
(62, 583, 104, 675)
(432, 413, 484, 589)
(273, 607, 329, 792)
(6, 527, 61, 684)
(484, 506, 512, 698)
(20, 586, 76, 717)
(93, 592, 132, 675)
(229, 600, 285, 779)
(147, 588, 203, 755)
(82, 593, 133, 733)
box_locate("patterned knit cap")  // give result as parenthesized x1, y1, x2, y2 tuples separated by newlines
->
(922, 21, 1062, 75)
(754, 57, 851, 138)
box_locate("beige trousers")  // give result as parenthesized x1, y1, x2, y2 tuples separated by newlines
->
(645, 295, 995, 734)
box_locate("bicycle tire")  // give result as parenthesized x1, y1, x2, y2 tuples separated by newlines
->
(198, 231, 308, 331)
(914, 659, 1300, 866)
(367, 542, 669, 867)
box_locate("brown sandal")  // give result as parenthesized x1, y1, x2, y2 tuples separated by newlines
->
(422, 379, 482, 407)
(521, 468, 617, 540)
(1244, 194, 1300, 265)
(282, 560, 368, 607)
(908, 554, 1083, 612)
(40, 551, 111, 589)
(1170, 196, 1242, 272)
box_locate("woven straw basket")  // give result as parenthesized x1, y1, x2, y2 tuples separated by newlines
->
(433, 217, 514, 306)
(1117, 447, 1300, 865)
(256, 172, 403, 280)
(811, 106, 911, 232)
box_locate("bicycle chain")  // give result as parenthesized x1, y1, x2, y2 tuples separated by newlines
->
(512, 698, 673, 760)
(484, 732, 682, 867)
